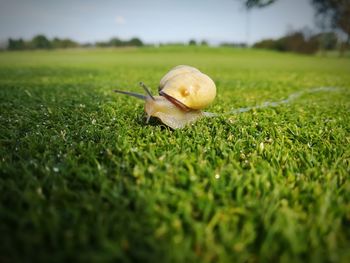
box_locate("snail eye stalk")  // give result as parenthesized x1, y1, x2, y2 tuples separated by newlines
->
(113, 89, 147, 100)
(139, 82, 155, 101)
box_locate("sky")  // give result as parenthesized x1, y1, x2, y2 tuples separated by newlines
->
(0, 0, 317, 45)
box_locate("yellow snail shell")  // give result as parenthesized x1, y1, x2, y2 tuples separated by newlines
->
(114, 65, 216, 129)
(159, 65, 216, 110)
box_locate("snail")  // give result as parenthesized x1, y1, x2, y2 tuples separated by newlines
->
(114, 65, 216, 129)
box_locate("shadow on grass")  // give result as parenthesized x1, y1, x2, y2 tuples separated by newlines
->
(136, 115, 172, 130)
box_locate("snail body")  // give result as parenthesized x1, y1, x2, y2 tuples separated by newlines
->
(114, 65, 216, 129)
(144, 95, 204, 129)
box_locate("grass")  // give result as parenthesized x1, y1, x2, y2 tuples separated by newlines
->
(0, 46, 349, 263)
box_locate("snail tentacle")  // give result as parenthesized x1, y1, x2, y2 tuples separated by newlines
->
(139, 82, 155, 101)
(113, 89, 147, 100)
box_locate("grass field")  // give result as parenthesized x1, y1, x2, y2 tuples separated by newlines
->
(0, 46, 350, 262)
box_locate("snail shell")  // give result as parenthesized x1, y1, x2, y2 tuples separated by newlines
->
(159, 65, 216, 110)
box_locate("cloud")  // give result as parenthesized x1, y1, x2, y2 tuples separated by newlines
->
(115, 15, 126, 25)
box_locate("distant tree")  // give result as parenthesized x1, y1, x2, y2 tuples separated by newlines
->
(253, 30, 320, 54)
(81, 42, 93, 48)
(309, 31, 337, 50)
(128, 38, 143, 46)
(31, 35, 51, 49)
(96, 37, 143, 47)
(311, 0, 350, 53)
(242, 0, 349, 38)
(241, 0, 350, 53)
(200, 40, 208, 46)
(220, 42, 247, 48)
(253, 38, 277, 49)
(188, 39, 197, 46)
(109, 37, 123, 46)
(95, 41, 109, 47)
(243, 0, 277, 9)
(8, 38, 26, 50)
(285, 32, 319, 53)
(159, 42, 186, 47)
(52, 37, 78, 49)
(283, 32, 306, 52)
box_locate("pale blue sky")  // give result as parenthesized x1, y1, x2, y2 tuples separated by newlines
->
(0, 0, 316, 44)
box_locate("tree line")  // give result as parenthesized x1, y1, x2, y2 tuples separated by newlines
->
(5, 37, 212, 51)
(6, 32, 345, 55)
(8, 35, 79, 50)
(252, 30, 341, 54)
(7, 35, 144, 51)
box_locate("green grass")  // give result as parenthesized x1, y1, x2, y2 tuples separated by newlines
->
(0, 46, 350, 263)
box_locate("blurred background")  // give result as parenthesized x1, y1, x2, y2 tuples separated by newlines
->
(0, 0, 349, 55)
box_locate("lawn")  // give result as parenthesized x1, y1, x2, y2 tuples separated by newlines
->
(0, 46, 349, 263)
